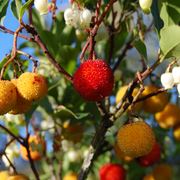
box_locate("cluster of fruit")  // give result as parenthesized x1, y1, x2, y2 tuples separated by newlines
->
(99, 162, 173, 180)
(116, 84, 180, 140)
(161, 66, 180, 94)
(64, 3, 93, 29)
(0, 72, 47, 115)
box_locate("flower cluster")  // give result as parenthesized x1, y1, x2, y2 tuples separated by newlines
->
(161, 66, 180, 95)
(64, 4, 93, 29)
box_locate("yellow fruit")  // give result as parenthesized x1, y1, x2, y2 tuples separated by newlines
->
(155, 104, 180, 129)
(143, 174, 155, 180)
(0, 171, 9, 180)
(114, 142, 133, 162)
(7, 174, 29, 180)
(117, 121, 155, 158)
(116, 85, 143, 111)
(153, 164, 173, 180)
(0, 80, 17, 115)
(17, 72, 48, 101)
(142, 85, 169, 113)
(9, 79, 32, 114)
(20, 135, 46, 161)
(62, 121, 84, 143)
(173, 125, 180, 141)
(63, 173, 77, 180)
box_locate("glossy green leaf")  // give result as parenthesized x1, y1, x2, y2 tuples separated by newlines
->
(133, 40, 147, 60)
(19, 0, 33, 20)
(0, 0, 9, 24)
(160, 25, 180, 59)
(11, 0, 22, 19)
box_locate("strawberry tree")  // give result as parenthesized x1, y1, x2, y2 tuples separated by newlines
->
(0, 0, 180, 180)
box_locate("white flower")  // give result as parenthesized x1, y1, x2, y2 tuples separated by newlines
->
(139, 0, 152, 14)
(67, 150, 81, 162)
(80, 9, 92, 28)
(160, 72, 174, 89)
(34, 0, 49, 15)
(172, 66, 180, 84)
(177, 84, 180, 97)
(64, 8, 80, 27)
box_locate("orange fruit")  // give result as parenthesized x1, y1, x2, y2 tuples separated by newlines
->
(20, 135, 46, 161)
(173, 125, 180, 141)
(9, 79, 32, 114)
(153, 164, 173, 180)
(17, 72, 48, 101)
(116, 85, 143, 111)
(114, 142, 133, 162)
(143, 174, 155, 180)
(142, 85, 169, 113)
(0, 171, 9, 180)
(0, 80, 17, 115)
(117, 121, 155, 158)
(63, 173, 77, 180)
(7, 174, 29, 180)
(155, 104, 180, 129)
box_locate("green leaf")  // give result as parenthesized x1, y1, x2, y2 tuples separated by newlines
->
(11, 0, 22, 19)
(19, 0, 33, 20)
(55, 105, 78, 120)
(159, 0, 180, 28)
(133, 40, 147, 60)
(0, 0, 9, 24)
(151, 0, 164, 32)
(160, 25, 180, 60)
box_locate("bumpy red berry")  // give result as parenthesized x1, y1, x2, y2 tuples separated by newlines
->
(99, 163, 126, 180)
(73, 60, 114, 101)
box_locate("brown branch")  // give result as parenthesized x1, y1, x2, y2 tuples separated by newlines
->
(0, 25, 33, 41)
(0, 26, 24, 79)
(0, 124, 23, 145)
(4, 153, 17, 174)
(22, 23, 73, 82)
(80, 0, 117, 62)
(134, 88, 166, 104)
(23, 133, 40, 180)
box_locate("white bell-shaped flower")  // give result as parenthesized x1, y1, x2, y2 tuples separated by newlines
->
(34, 0, 49, 15)
(177, 84, 180, 97)
(160, 72, 174, 89)
(80, 9, 92, 28)
(139, 0, 152, 14)
(172, 66, 180, 84)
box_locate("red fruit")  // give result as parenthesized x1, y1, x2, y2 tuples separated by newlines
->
(73, 60, 114, 101)
(99, 163, 126, 180)
(138, 142, 161, 167)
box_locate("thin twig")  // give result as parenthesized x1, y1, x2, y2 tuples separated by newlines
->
(22, 23, 73, 82)
(0, 25, 33, 41)
(0, 26, 24, 79)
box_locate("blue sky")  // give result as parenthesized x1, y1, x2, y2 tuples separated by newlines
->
(0, 0, 69, 60)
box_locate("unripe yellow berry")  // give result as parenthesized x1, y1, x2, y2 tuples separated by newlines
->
(7, 174, 29, 180)
(143, 174, 155, 180)
(63, 173, 77, 180)
(153, 164, 173, 180)
(0, 80, 17, 115)
(117, 121, 155, 158)
(17, 72, 48, 101)
(9, 79, 32, 114)
(142, 85, 169, 113)
(155, 104, 180, 129)
(173, 125, 180, 141)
